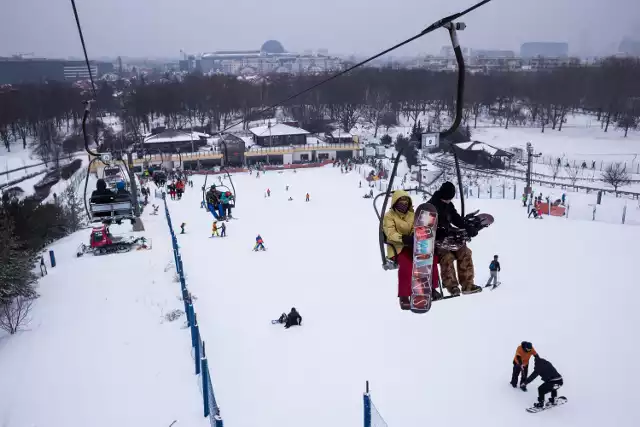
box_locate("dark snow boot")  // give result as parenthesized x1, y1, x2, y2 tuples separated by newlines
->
(520, 384, 528, 392)
(461, 284, 483, 295)
(533, 401, 544, 409)
(511, 382, 517, 388)
(446, 286, 461, 297)
(399, 297, 411, 310)
(548, 398, 556, 406)
(432, 289, 442, 301)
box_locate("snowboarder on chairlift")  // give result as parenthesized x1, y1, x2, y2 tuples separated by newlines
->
(485, 255, 500, 287)
(525, 354, 563, 408)
(512, 341, 537, 391)
(416, 182, 482, 297)
(254, 235, 266, 251)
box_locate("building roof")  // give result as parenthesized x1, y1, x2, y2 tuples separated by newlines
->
(249, 123, 310, 137)
(455, 141, 513, 157)
(328, 129, 354, 138)
(144, 129, 210, 144)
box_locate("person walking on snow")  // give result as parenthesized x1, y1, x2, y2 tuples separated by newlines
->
(267, 188, 271, 197)
(211, 221, 220, 237)
(305, 193, 310, 202)
(512, 341, 537, 391)
(485, 255, 501, 287)
(522, 193, 528, 207)
(180, 222, 186, 234)
(525, 354, 563, 408)
(254, 235, 266, 251)
(417, 182, 482, 296)
(220, 222, 226, 237)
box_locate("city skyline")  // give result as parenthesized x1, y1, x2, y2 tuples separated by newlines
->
(1, 0, 638, 60)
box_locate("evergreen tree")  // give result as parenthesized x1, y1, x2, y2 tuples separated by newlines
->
(0, 212, 37, 302)
(61, 180, 86, 233)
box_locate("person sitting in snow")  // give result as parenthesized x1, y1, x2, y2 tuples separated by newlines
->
(284, 308, 302, 329)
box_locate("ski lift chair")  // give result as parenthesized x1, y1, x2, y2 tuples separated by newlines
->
(89, 194, 134, 223)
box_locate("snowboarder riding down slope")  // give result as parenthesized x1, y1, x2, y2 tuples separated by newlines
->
(525, 354, 563, 408)
(512, 341, 537, 391)
(485, 255, 500, 287)
(417, 182, 482, 296)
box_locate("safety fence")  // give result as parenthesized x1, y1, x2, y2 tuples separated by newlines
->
(363, 382, 388, 427)
(162, 195, 224, 427)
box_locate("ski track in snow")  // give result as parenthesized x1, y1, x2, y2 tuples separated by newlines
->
(166, 166, 640, 427)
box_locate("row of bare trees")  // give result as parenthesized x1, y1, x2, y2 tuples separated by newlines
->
(1, 57, 639, 155)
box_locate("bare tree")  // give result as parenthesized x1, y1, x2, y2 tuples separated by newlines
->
(602, 162, 631, 195)
(549, 160, 561, 180)
(0, 296, 33, 334)
(564, 164, 582, 186)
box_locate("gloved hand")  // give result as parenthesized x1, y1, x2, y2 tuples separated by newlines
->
(401, 234, 414, 246)
(465, 224, 479, 237)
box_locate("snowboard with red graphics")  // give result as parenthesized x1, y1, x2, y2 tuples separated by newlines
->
(411, 203, 438, 314)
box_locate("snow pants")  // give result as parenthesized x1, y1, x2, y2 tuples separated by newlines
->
(486, 271, 498, 286)
(207, 203, 225, 219)
(395, 247, 440, 298)
(436, 245, 474, 291)
(537, 378, 563, 403)
(511, 362, 529, 387)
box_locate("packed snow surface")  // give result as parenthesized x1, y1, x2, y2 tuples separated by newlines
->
(166, 166, 639, 427)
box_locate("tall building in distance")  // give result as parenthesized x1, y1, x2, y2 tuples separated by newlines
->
(198, 40, 342, 76)
(618, 38, 640, 57)
(0, 57, 112, 85)
(520, 42, 569, 58)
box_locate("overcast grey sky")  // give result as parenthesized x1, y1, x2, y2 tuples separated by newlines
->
(1, 0, 639, 59)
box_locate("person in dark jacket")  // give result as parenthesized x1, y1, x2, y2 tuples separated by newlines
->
(525, 355, 563, 407)
(284, 308, 302, 329)
(415, 182, 481, 296)
(485, 255, 500, 287)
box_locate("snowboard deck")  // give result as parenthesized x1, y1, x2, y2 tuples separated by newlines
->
(526, 396, 567, 413)
(411, 204, 438, 314)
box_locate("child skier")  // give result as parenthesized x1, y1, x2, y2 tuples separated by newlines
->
(522, 193, 527, 207)
(180, 222, 186, 234)
(220, 222, 226, 237)
(267, 188, 271, 197)
(485, 255, 500, 287)
(525, 354, 564, 408)
(211, 221, 219, 237)
(511, 341, 537, 391)
(254, 234, 266, 251)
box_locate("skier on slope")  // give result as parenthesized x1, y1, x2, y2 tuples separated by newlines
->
(485, 255, 500, 287)
(416, 182, 482, 296)
(254, 234, 266, 251)
(525, 354, 564, 408)
(511, 341, 537, 391)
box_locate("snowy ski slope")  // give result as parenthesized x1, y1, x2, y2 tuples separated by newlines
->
(168, 167, 639, 427)
(0, 212, 207, 427)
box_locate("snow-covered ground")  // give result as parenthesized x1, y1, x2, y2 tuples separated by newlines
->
(0, 211, 207, 427)
(161, 166, 638, 427)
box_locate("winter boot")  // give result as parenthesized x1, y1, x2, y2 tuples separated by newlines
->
(511, 382, 517, 388)
(461, 284, 483, 295)
(432, 289, 442, 301)
(520, 384, 528, 392)
(533, 401, 544, 409)
(446, 286, 461, 297)
(399, 297, 411, 310)
(548, 398, 556, 406)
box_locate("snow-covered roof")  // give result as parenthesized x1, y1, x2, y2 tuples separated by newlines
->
(144, 130, 211, 144)
(249, 123, 310, 137)
(456, 140, 513, 157)
(328, 129, 354, 138)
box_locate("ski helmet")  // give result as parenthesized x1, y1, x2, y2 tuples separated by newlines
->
(522, 341, 533, 351)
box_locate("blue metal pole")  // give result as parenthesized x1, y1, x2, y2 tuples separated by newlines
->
(49, 250, 56, 268)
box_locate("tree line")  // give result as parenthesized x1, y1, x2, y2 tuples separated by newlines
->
(1, 57, 638, 157)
